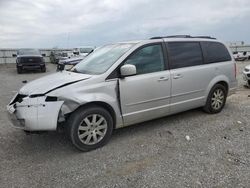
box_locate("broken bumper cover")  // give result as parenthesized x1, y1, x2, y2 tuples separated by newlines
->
(7, 111, 25, 129)
(7, 94, 64, 131)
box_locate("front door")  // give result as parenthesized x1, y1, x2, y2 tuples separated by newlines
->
(119, 44, 171, 126)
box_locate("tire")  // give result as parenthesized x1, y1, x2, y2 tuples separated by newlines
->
(41, 66, 46, 72)
(17, 67, 22, 74)
(248, 80, 250, 86)
(67, 105, 113, 151)
(203, 84, 227, 114)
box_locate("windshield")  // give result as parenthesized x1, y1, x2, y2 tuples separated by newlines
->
(18, 49, 41, 55)
(72, 43, 135, 74)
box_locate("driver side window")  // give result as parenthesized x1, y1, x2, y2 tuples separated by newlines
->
(124, 44, 165, 75)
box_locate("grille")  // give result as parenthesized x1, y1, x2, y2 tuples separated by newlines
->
(20, 57, 42, 63)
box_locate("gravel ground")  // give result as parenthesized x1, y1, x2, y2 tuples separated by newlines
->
(0, 62, 249, 188)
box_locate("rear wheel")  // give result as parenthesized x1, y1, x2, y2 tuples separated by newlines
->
(67, 105, 113, 151)
(248, 80, 250, 86)
(203, 84, 227, 114)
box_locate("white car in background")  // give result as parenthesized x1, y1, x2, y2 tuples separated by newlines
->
(233, 51, 250, 61)
(59, 47, 96, 66)
(73, 46, 95, 57)
(243, 64, 250, 86)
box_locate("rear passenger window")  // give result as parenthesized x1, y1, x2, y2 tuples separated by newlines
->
(201, 42, 231, 63)
(167, 42, 203, 69)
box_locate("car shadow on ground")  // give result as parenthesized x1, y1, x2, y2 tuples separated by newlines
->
(4, 108, 205, 157)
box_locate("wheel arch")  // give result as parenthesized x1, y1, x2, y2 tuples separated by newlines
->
(216, 81, 229, 95)
(205, 76, 230, 100)
(70, 101, 117, 129)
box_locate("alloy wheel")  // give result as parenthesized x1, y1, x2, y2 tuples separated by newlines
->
(211, 88, 225, 110)
(78, 114, 108, 145)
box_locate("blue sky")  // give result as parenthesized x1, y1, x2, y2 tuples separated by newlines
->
(0, 0, 250, 48)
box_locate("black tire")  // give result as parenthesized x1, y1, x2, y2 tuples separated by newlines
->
(203, 84, 227, 114)
(66, 105, 113, 151)
(41, 66, 46, 72)
(248, 80, 250, 86)
(17, 67, 22, 74)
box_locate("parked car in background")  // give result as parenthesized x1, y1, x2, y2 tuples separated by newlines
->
(73, 46, 95, 57)
(59, 56, 84, 66)
(7, 36, 237, 151)
(233, 51, 250, 61)
(14, 49, 46, 74)
(58, 47, 96, 66)
(243, 64, 250, 86)
(54, 51, 74, 63)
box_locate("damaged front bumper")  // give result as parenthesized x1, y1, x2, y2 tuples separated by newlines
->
(7, 94, 64, 131)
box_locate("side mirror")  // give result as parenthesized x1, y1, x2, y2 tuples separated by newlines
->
(57, 62, 65, 71)
(120, 64, 136, 77)
(42, 54, 46, 57)
(12, 54, 17, 57)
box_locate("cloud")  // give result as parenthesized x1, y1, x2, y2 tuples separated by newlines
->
(0, 0, 250, 48)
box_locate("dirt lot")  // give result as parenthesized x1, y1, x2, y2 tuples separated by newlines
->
(0, 62, 250, 188)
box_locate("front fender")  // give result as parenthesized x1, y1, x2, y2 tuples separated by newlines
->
(54, 80, 124, 128)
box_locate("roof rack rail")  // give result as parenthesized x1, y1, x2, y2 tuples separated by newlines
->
(150, 35, 216, 40)
(192, 36, 216, 39)
(150, 35, 191, 39)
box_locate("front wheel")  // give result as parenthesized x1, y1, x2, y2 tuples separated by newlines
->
(17, 67, 22, 74)
(203, 84, 227, 114)
(41, 66, 46, 72)
(67, 105, 113, 151)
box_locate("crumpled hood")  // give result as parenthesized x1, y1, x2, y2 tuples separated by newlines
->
(19, 70, 91, 95)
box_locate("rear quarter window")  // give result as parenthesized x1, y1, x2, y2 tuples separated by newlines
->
(201, 42, 231, 64)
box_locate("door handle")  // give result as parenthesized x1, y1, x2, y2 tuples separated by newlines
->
(158, 77, 169, 81)
(173, 74, 183, 79)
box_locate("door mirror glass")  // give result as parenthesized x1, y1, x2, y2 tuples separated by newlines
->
(120, 64, 136, 77)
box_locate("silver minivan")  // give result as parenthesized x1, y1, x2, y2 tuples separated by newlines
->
(7, 36, 237, 151)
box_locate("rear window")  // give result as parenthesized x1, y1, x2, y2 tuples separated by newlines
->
(167, 42, 203, 69)
(201, 42, 231, 63)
